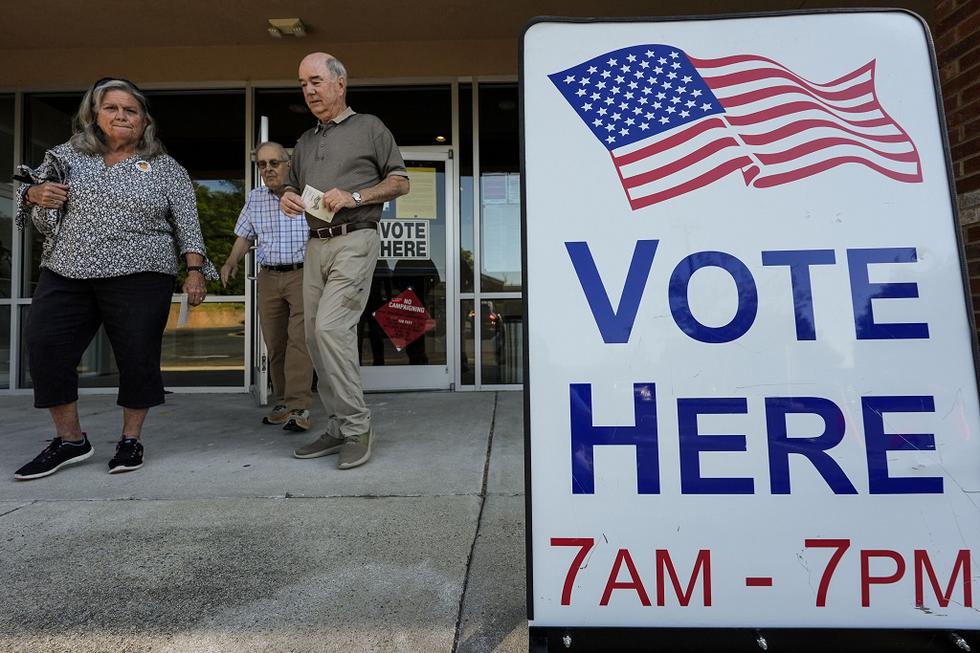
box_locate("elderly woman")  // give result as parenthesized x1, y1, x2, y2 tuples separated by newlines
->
(13, 78, 217, 480)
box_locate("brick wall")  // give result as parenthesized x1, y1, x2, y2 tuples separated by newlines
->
(936, 0, 980, 329)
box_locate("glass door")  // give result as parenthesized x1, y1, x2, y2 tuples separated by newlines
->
(360, 149, 455, 390)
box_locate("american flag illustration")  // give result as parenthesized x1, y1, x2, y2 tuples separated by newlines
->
(548, 45, 922, 210)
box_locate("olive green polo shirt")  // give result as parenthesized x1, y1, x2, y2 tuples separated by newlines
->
(284, 107, 408, 229)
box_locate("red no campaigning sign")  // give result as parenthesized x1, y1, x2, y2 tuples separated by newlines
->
(372, 288, 436, 350)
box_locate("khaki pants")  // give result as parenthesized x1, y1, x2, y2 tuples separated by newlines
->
(257, 267, 313, 410)
(303, 229, 380, 437)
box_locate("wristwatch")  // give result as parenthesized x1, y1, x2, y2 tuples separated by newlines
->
(351, 191, 362, 207)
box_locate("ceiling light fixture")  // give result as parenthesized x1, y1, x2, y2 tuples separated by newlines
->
(267, 18, 307, 38)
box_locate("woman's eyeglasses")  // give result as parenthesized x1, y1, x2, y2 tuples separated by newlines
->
(257, 159, 287, 169)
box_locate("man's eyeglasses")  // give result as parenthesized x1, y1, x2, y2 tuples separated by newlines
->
(257, 159, 287, 169)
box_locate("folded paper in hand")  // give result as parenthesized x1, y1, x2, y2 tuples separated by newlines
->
(302, 185, 336, 223)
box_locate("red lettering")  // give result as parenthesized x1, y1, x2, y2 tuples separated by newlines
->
(914, 549, 972, 608)
(601, 548, 652, 606)
(551, 537, 594, 606)
(655, 549, 711, 606)
(804, 538, 850, 607)
(860, 549, 906, 607)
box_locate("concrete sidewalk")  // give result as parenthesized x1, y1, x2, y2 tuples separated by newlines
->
(0, 391, 528, 653)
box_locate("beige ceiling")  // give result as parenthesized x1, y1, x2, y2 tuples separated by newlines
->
(0, 0, 935, 87)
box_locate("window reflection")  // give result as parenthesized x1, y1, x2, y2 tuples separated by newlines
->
(460, 299, 475, 385)
(192, 179, 246, 295)
(0, 95, 13, 299)
(162, 301, 245, 387)
(0, 307, 8, 388)
(459, 83, 474, 294)
(23, 93, 79, 297)
(478, 84, 521, 292)
(473, 299, 523, 385)
(480, 172, 521, 291)
(146, 90, 245, 297)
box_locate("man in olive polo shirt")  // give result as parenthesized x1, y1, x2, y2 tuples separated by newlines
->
(280, 52, 410, 470)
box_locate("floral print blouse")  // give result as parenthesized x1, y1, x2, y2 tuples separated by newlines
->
(16, 143, 217, 280)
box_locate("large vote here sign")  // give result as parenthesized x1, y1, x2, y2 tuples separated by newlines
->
(522, 11, 980, 632)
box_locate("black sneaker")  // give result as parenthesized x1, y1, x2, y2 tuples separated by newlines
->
(108, 438, 144, 474)
(14, 435, 94, 481)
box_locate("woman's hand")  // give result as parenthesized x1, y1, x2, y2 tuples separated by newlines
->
(27, 183, 69, 209)
(183, 271, 207, 307)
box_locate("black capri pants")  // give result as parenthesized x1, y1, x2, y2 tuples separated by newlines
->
(26, 269, 175, 409)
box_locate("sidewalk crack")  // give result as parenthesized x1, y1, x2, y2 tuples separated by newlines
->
(451, 391, 498, 652)
(0, 503, 30, 519)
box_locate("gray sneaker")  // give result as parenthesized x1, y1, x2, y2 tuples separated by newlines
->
(293, 432, 345, 459)
(338, 429, 374, 469)
(263, 404, 290, 425)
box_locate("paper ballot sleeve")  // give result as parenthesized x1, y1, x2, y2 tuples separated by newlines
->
(302, 185, 336, 222)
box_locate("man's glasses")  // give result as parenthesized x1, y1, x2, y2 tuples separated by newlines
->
(257, 159, 286, 169)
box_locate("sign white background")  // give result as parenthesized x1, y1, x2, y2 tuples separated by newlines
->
(379, 219, 430, 260)
(524, 12, 980, 629)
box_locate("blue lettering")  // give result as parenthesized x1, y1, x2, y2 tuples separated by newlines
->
(569, 383, 660, 494)
(765, 397, 857, 494)
(669, 252, 758, 343)
(862, 396, 942, 494)
(677, 398, 754, 494)
(566, 240, 659, 344)
(846, 247, 929, 340)
(761, 249, 836, 341)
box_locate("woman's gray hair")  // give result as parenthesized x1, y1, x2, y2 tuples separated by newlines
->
(70, 79, 165, 158)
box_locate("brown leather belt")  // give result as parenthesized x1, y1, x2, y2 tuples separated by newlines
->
(309, 222, 379, 239)
(261, 263, 303, 271)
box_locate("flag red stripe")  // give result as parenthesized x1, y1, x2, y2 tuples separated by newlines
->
(614, 117, 728, 166)
(741, 164, 761, 184)
(620, 136, 744, 188)
(720, 92, 880, 116)
(628, 156, 754, 209)
(704, 65, 872, 99)
(739, 118, 910, 146)
(691, 55, 874, 88)
(719, 80, 875, 109)
(755, 136, 919, 166)
(723, 100, 892, 128)
(752, 155, 922, 188)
